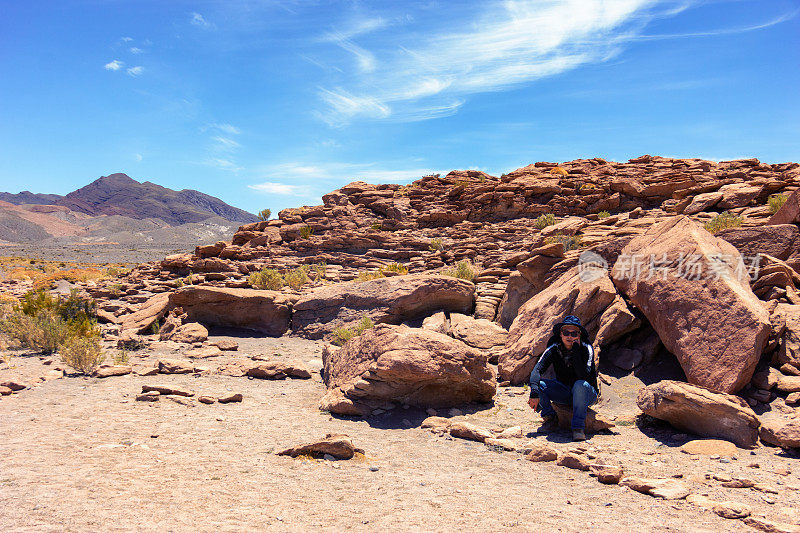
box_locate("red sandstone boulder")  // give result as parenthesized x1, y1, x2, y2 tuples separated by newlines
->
(612, 216, 770, 393)
(319, 324, 495, 416)
(637, 380, 760, 448)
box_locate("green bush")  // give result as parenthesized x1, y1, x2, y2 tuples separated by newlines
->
(534, 213, 556, 229)
(544, 232, 584, 252)
(0, 289, 98, 354)
(284, 266, 311, 290)
(332, 316, 374, 346)
(61, 334, 104, 374)
(249, 268, 284, 290)
(382, 262, 409, 275)
(370, 222, 382, 230)
(442, 259, 477, 282)
(704, 211, 743, 233)
(428, 238, 443, 251)
(299, 225, 314, 239)
(257, 208, 271, 221)
(768, 194, 788, 214)
(356, 270, 384, 282)
(597, 210, 611, 219)
(308, 262, 327, 281)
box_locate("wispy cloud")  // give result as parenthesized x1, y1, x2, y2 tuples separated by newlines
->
(209, 123, 241, 135)
(315, 0, 791, 125)
(206, 158, 242, 172)
(121, 36, 133, 42)
(248, 182, 304, 195)
(211, 136, 241, 151)
(135, 153, 143, 162)
(191, 12, 214, 29)
(126, 66, 144, 76)
(104, 60, 123, 71)
(130, 47, 143, 54)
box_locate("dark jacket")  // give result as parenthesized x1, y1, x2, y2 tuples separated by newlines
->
(528, 332, 598, 399)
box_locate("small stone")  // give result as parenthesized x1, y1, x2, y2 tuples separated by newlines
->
(210, 339, 239, 351)
(218, 393, 243, 404)
(198, 396, 215, 404)
(369, 466, 379, 472)
(0, 386, 12, 396)
(484, 438, 519, 452)
(721, 477, 755, 489)
(743, 517, 800, 533)
(93, 365, 132, 378)
(712, 502, 751, 519)
(0, 381, 27, 391)
(525, 446, 559, 462)
(425, 408, 438, 416)
(590, 464, 624, 484)
(157, 359, 195, 374)
(136, 392, 160, 402)
(754, 483, 779, 494)
(142, 385, 194, 397)
(557, 453, 591, 471)
(448, 408, 463, 417)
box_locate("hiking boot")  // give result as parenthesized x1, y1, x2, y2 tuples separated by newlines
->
(572, 429, 587, 441)
(539, 414, 558, 431)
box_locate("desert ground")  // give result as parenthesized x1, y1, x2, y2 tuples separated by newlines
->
(2, 329, 798, 533)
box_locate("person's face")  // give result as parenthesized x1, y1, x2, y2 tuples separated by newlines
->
(560, 326, 581, 349)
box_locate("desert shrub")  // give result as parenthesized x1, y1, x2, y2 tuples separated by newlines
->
(534, 213, 556, 229)
(544, 232, 584, 252)
(550, 166, 568, 176)
(61, 334, 104, 374)
(356, 270, 384, 282)
(382, 262, 409, 275)
(150, 319, 161, 336)
(108, 283, 124, 297)
(332, 316, 374, 346)
(442, 259, 477, 282)
(0, 289, 97, 354)
(454, 180, 468, 188)
(597, 210, 611, 219)
(32, 267, 105, 290)
(704, 211, 743, 233)
(299, 225, 314, 239)
(768, 193, 788, 214)
(284, 266, 311, 290)
(308, 262, 327, 281)
(257, 208, 271, 221)
(428, 238, 443, 251)
(370, 222, 382, 230)
(249, 268, 284, 290)
(113, 348, 130, 365)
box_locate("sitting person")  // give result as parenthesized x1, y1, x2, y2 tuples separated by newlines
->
(527, 315, 599, 441)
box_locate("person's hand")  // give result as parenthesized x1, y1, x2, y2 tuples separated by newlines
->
(528, 398, 539, 411)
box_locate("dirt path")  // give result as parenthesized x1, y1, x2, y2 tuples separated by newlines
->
(1, 335, 799, 532)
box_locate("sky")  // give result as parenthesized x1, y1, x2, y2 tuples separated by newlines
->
(1, 0, 799, 217)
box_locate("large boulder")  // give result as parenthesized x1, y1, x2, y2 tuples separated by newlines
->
(718, 225, 799, 261)
(767, 188, 800, 225)
(293, 274, 475, 340)
(637, 380, 760, 448)
(448, 313, 507, 349)
(319, 324, 495, 416)
(612, 216, 770, 393)
(759, 418, 800, 448)
(498, 265, 638, 384)
(168, 286, 291, 336)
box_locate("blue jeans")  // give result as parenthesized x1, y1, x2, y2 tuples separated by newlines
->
(538, 379, 598, 430)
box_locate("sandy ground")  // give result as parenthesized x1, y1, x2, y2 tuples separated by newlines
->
(2, 333, 799, 532)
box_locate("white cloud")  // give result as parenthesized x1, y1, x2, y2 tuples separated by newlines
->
(126, 66, 144, 76)
(191, 12, 213, 29)
(104, 60, 123, 71)
(315, 0, 693, 124)
(210, 123, 241, 135)
(206, 158, 242, 172)
(248, 182, 304, 195)
(121, 37, 133, 42)
(212, 136, 241, 151)
(135, 153, 143, 162)
(130, 47, 143, 54)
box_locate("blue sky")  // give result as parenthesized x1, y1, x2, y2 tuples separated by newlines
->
(1, 0, 798, 216)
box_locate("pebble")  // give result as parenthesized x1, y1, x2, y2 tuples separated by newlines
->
(369, 466, 379, 472)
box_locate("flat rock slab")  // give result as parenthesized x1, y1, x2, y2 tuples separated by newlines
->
(92, 366, 132, 378)
(760, 418, 800, 448)
(142, 385, 194, 397)
(292, 274, 475, 340)
(277, 434, 363, 460)
(169, 286, 291, 336)
(621, 477, 689, 500)
(680, 439, 738, 456)
(246, 360, 312, 380)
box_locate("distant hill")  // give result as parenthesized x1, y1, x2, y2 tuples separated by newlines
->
(0, 191, 63, 205)
(0, 172, 257, 246)
(54, 173, 257, 225)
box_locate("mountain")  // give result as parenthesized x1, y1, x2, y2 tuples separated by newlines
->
(0, 191, 63, 205)
(55, 173, 258, 225)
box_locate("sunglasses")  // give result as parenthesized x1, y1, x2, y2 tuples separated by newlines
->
(561, 330, 580, 338)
